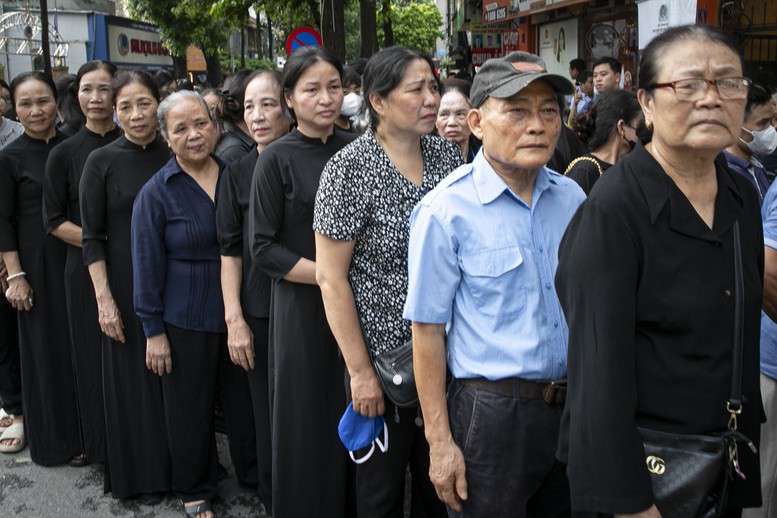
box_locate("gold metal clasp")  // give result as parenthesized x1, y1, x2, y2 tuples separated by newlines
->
(727, 401, 742, 430)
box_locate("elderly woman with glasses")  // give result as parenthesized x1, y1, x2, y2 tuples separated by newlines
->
(556, 25, 764, 517)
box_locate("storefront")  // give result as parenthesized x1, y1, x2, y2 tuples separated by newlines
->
(87, 13, 173, 72)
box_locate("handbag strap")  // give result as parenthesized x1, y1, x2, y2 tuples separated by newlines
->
(727, 221, 744, 429)
(564, 156, 604, 176)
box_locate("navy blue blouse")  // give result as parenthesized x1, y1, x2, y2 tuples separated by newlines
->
(131, 155, 226, 337)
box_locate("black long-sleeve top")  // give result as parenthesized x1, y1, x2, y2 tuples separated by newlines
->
(216, 150, 272, 318)
(555, 144, 764, 513)
(248, 128, 357, 280)
(43, 126, 121, 233)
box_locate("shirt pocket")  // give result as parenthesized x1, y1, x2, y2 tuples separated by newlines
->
(459, 246, 527, 319)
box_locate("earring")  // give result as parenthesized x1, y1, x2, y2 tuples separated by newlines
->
(645, 120, 653, 131)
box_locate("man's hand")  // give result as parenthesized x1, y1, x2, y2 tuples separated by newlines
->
(428, 437, 468, 511)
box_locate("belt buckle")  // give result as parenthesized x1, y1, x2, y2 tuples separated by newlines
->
(542, 380, 567, 405)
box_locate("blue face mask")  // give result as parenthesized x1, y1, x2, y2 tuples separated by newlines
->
(338, 402, 389, 464)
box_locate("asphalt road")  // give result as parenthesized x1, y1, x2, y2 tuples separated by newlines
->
(0, 433, 269, 517)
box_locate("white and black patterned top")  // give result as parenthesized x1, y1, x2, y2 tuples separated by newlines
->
(314, 128, 463, 356)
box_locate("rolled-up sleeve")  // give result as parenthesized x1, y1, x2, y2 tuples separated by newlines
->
(403, 203, 460, 324)
(80, 154, 108, 265)
(0, 154, 18, 252)
(43, 147, 69, 234)
(555, 196, 653, 514)
(131, 180, 167, 338)
(216, 165, 243, 257)
(248, 152, 301, 280)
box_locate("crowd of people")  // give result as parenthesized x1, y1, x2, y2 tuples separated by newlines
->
(0, 22, 775, 518)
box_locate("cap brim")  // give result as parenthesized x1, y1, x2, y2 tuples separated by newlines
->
(490, 72, 574, 100)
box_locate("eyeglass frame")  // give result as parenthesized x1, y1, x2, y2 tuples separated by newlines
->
(644, 76, 751, 101)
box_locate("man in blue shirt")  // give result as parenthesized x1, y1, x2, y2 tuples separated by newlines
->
(724, 82, 775, 204)
(744, 181, 777, 518)
(404, 52, 585, 516)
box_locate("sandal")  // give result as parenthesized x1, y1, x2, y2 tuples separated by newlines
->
(0, 422, 26, 453)
(69, 453, 88, 467)
(183, 499, 213, 518)
(0, 410, 12, 433)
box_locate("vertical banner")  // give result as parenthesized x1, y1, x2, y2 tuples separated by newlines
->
(637, 0, 697, 49)
(537, 19, 579, 78)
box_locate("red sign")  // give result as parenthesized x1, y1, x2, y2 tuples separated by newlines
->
(286, 26, 323, 56)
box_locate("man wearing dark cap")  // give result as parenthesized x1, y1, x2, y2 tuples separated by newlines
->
(403, 52, 585, 516)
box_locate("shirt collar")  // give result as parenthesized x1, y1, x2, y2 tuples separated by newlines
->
(161, 153, 226, 184)
(627, 143, 745, 242)
(471, 148, 554, 205)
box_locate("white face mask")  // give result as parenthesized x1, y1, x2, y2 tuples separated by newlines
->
(340, 92, 363, 118)
(740, 125, 777, 155)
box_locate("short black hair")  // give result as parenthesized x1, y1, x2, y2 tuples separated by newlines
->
(593, 57, 621, 76)
(112, 69, 160, 105)
(221, 69, 254, 124)
(639, 25, 741, 93)
(76, 61, 117, 91)
(282, 46, 343, 122)
(342, 66, 362, 90)
(578, 70, 593, 84)
(569, 58, 585, 73)
(10, 71, 58, 106)
(362, 45, 439, 130)
(746, 82, 772, 119)
(574, 89, 642, 151)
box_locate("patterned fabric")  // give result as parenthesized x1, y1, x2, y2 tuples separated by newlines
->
(314, 128, 463, 356)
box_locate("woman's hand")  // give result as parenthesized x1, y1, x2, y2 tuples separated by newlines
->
(96, 292, 125, 343)
(146, 333, 172, 375)
(350, 368, 385, 418)
(615, 505, 662, 518)
(5, 277, 33, 312)
(227, 317, 254, 371)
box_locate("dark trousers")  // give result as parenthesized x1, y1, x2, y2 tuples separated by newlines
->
(0, 296, 21, 415)
(355, 400, 448, 518)
(163, 324, 221, 502)
(219, 316, 272, 510)
(447, 379, 570, 518)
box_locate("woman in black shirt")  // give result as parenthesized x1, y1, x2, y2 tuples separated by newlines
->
(43, 60, 120, 467)
(80, 69, 172, 504)
(557, 25, 764, 516)
(216, 69, 290, 511)
(0, 71, 77, 463)
(249, 46, 357, 518)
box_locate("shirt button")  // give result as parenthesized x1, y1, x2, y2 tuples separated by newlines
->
(553, 320, 559, 328)
(539, 245, 544, 253)
(545, 282, 552, 290)
(724, 289, 732, 298)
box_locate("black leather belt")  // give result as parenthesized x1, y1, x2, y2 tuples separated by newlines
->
(458, 377, 567, 405)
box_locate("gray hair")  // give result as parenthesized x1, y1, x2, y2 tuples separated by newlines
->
(157, 89, 214, 140)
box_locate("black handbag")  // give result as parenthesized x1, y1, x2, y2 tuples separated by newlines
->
(638, 221, 756, 518)
(371, 339, 418, 408)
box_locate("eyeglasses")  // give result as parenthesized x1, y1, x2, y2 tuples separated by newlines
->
(647, 77, 751, 101)
(438, 110, 468, 122)
(0, 95, 10, 103)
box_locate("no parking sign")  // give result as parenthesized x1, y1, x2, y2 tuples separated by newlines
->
(286, 26, 323, 56)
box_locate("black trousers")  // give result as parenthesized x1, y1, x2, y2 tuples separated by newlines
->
(354, 399, 447, 518)
(0, 296, 21, 415)
(447, 379, 570, 518)
(219, 315, 272, 510)
(163, 324, 222, 502)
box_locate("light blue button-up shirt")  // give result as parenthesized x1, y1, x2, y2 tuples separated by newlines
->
(403, 150, 585, 381)
(761, 181, 777, 380)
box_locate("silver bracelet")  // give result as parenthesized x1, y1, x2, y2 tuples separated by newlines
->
(6, 271, 26, 282)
